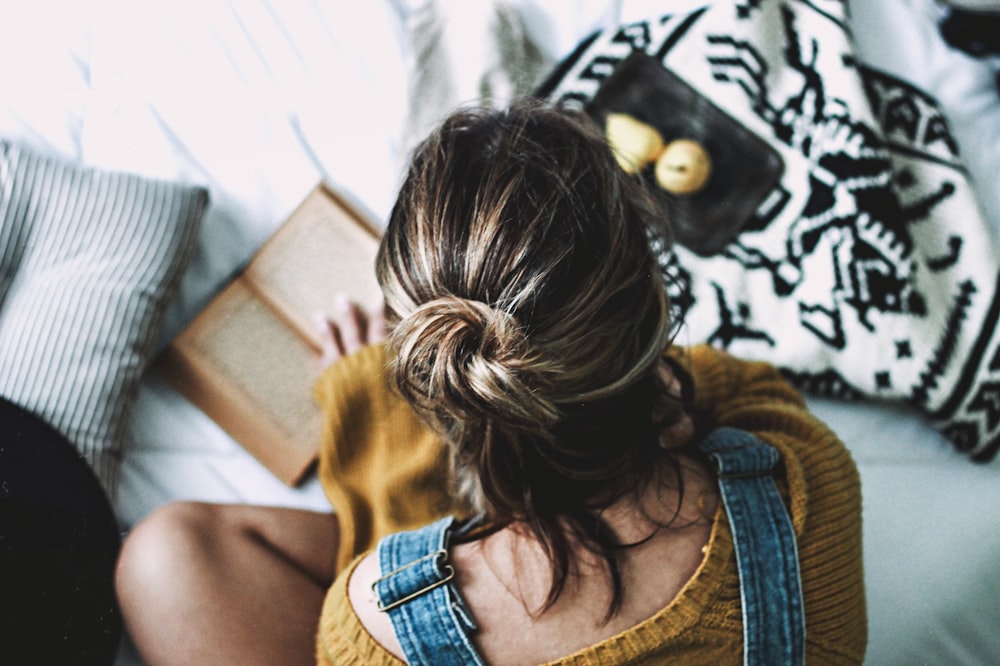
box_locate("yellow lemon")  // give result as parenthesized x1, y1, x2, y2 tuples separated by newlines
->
(654, 139, 712, 195)
(605, 113, 664, 174)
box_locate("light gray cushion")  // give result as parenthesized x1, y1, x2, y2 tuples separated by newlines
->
(0, 140, 207, 497)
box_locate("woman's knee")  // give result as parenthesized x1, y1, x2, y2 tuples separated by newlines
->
(115, 502, 228, 608)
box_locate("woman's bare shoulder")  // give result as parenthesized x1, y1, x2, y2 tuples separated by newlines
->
(346, 551, 405, 660)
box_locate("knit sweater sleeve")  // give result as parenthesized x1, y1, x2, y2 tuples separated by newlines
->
(313, 343, 455, 573)
(676, 344, 868, 664)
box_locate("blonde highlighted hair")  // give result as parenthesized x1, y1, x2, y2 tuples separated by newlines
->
(376, 101, 683, 616)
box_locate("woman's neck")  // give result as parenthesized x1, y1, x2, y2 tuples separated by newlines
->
(449, 452, 720, 664)
(462, 451, 719, 613)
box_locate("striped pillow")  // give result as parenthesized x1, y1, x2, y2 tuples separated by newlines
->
(0, 141, 207, 497)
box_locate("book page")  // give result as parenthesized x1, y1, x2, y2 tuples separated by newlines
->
(165, 281, 321, 482)
(157, 185, 382, 485)
(246, 187, 382, 350)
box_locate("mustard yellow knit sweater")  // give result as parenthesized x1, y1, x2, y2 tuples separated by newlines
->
(313, 344, 866, 665)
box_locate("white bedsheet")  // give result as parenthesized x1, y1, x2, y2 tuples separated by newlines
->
(3, 1, 1000, 664)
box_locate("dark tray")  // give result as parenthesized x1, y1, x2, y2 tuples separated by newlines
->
(587, 52, 784, 256)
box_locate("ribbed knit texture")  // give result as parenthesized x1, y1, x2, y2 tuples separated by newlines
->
(314, 343, 866, 664)
(0, 141, 207, 497)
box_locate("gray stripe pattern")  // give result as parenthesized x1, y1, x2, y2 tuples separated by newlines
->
(0, 141, 207, 497)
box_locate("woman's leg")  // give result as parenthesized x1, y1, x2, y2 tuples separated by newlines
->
(116, 502, 338, 666)
(116, 296, 376, 664)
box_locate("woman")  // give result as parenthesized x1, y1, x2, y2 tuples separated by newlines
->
(117, 102, 866, 664)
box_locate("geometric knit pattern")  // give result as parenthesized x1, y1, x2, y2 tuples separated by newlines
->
(540, 0, 1000, 461)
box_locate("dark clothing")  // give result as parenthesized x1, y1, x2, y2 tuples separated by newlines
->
(0, 396, 122, 664)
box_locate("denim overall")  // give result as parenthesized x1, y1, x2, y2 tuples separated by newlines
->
(373, 427, 806, 665)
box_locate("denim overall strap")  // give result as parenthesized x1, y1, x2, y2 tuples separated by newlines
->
(373, 516, 485, 666)
(698, 427, 806, 666)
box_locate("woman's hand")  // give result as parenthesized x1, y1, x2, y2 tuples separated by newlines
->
(315, 294, 389, 371)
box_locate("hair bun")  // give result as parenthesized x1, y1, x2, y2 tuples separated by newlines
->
(390, 296, 559, 433)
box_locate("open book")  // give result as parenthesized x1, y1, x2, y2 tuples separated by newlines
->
(155, 184, 382, 485)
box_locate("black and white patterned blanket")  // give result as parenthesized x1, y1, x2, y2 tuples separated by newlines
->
(541, 0, 1000, 461)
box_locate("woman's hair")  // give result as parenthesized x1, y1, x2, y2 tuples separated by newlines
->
(376, 101, 685, 617)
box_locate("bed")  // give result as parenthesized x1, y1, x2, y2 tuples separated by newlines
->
(2, 1, 999, 663)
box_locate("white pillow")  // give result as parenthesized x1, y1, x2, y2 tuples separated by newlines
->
(0, 141, 207, 498)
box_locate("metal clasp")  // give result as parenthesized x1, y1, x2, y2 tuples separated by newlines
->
(372, 549, 456, 612)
